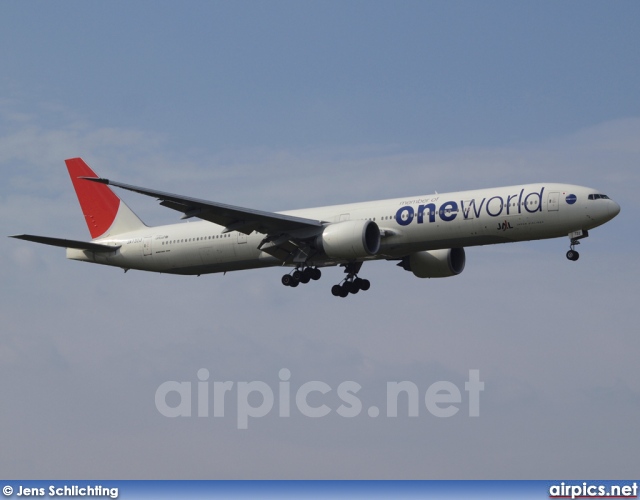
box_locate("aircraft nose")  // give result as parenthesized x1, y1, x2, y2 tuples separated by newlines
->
(610, 200, 621, 218)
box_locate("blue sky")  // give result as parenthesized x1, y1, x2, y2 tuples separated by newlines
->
(4, 1, 638, 152)
(1, 1, 639, 479)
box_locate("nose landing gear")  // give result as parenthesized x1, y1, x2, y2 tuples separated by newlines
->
(566, 229, 589, 261)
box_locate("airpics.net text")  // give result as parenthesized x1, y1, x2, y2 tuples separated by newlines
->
(155, 369, 484, 429)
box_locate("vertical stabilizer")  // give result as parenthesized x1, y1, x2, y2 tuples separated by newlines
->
(65, 158, 147, 239)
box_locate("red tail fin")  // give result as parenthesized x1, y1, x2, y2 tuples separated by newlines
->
(66, 158, 120, 238)
(65, 158, 145, 239)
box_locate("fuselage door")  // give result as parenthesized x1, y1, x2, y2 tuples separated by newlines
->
(237, 232, 247, 244)
(143, 237, 152, 256)
(547, 192, 560, 212)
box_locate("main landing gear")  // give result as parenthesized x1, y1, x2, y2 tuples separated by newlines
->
(281, 266, 322, 287)
(331, 262, 371, 298)
(281, 262, 371, 297)
(566, 230, 589, 262)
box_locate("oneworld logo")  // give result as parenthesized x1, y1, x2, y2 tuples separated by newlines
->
(395, 187, 546, 226)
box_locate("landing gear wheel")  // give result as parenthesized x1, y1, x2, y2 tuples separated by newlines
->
(330, 263, 372, 297)
(566, 250, 580, 261)
(282, 274, 294, 286)
(282, 266, 322, 289)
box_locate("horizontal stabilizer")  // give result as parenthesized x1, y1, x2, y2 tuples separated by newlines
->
(10, 234, 120, 252)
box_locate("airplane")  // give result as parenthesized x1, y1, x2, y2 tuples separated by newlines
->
(10, 158, 620, 298)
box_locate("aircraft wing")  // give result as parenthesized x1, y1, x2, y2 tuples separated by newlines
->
(10, 234, 120, 252)
(81, 177, 325, 236)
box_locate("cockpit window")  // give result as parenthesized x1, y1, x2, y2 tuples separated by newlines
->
(588, 194, 610, 200)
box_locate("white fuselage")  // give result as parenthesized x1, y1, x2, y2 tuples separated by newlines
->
(67, 183, 620, 275)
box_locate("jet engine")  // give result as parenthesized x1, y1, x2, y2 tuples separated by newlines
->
(399, 248, 466, 278)
(316, 220, 381, 260)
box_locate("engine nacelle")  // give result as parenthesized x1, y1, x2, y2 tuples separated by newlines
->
(400, 248, 466, 278)
(317, 220, 381, 260)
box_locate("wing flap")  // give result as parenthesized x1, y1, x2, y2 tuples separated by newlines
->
(10, 234, 120, 252)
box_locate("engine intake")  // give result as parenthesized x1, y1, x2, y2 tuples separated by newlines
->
(317, 220, 381, 260)
(400, 248, 466, 278)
